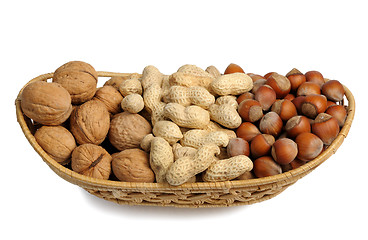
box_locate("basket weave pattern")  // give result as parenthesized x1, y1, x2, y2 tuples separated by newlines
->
(16, 72, 355, 208)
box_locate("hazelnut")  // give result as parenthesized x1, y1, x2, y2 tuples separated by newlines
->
(224, 63, 245, 74)
(284, 93, 295, 101)
(34, 126, 76, 165)
(265, 73, 291, 98)
(227, 138, 250, 157)
(250, 134, 275, 159)
(305, 70, 325, 88)
(108, 112, 152, 151)
(259, 112, 283, 137)
(249, 74, 266, 82)
(111, 148, 155, 183)
(71, 144, 112, 180)
(296, 82, 321, 96)
(301, 94, 327, 118)
(253, 156, 282, 178)
(325, 104, 347, 127)
(321, 80, 345, 102)
(285, 115, 311, 138)
(251, 78, 267, 94)
(236, 171, 255, 180)
(295, 132, 323, 161)
(53, 61, 98, 104)
(238, 99, 264, 122)
(236, 122, 261, 142)
(286, 69, 306, 91)
(291, 96, 306, 114)
(237, 92, 255, 104)
(264, 72, 276, 79)
(271, 99, 297, 122)
(271, 138, 298, 165)
(312, 113, 340, 145)
(93, 85, 123, 114)
(255, 85, 277, 111)
(20, 81, 72, 126)
(70, 100, 110, 145)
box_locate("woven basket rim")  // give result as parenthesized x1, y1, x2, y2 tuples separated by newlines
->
(15, 71, 355, 191)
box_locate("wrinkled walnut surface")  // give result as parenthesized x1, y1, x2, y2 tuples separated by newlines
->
(71, 144, 112, 180)
(108, 112, 152, 151)
(53, 61, 98, 104)
(112, 148, 155, 182)
(21, 81, 72, 125)
(34, 125, 76, 165)
(70, 100, 110, 145)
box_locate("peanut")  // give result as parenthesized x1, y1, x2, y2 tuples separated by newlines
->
(203, 155, 253, 182)
(152, 120, 183, 145)
(119, 78, 142, 97)
(180, 130, 229, 149)
(149, 137, 174, 183)
(169, 64, 214, 91)
(166, 143, 220, 186)
(121, 94, 144, 113)
(211, 72, 253, 95)
(164, 103, 210, 129)
(209, 103, 242, 129)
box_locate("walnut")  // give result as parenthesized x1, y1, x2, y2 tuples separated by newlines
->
(71, 144, 112, 180)
(34, 126, 77, 165)
(20, 81, 72, 125)
(93, 85, 123, 114)
(108, 112, 152, 151)
(53, 61, 98, 104)
(111, 148, 154, 182)
(70, 100, 110, 145)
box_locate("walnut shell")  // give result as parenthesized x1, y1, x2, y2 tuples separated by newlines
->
(108, 112, 152, 151)
(70, 100, 110, 145)
(93, 85, 123, 114)
(34, 126, 76, 165)
(53, 61, 98, 104)
(111, 148, 154, 182)
(20, 81, 72, 125)
(71, 144, 112, 180)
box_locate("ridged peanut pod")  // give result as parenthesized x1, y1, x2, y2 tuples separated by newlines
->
(211, 73, 253, 95)
(164, 103, 210, 129)
(152, 120, 183, 145)
(172, 143, 197, 160)
(140, 133, 154, 152)
(203, 121, 237, 139)
(162, 75, 172, 103)
(215, 95, 238, 109)
(192, 144, 220, 174)
(181, 130, 229, 149)
(205, 65, 222, 79)
(150, 137, 174, 183)
(166, 156, 195, 186)
(188, 86, 215, 109)
(143, 84, 162, 113)
(121, 94, 144, 113)
(141, 65, 163, 89)
(166, 143, 220, 186)
(143, 83, 166, 124)
(168, 86, 191, 106)
(119, 78, 142, 97)
(169, 65, 214, 91)
(203, 155, 253, 182)
(209, 103, 242, 129)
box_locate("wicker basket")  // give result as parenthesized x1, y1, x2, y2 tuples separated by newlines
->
(16, 71, 355, 208)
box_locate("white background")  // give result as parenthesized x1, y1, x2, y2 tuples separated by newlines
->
(1, 0, 367, 239)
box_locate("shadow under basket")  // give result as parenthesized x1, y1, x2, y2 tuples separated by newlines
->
(16, 72, 355, 208)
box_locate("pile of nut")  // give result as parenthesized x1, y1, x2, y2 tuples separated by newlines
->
(20, 61, 347, 186)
